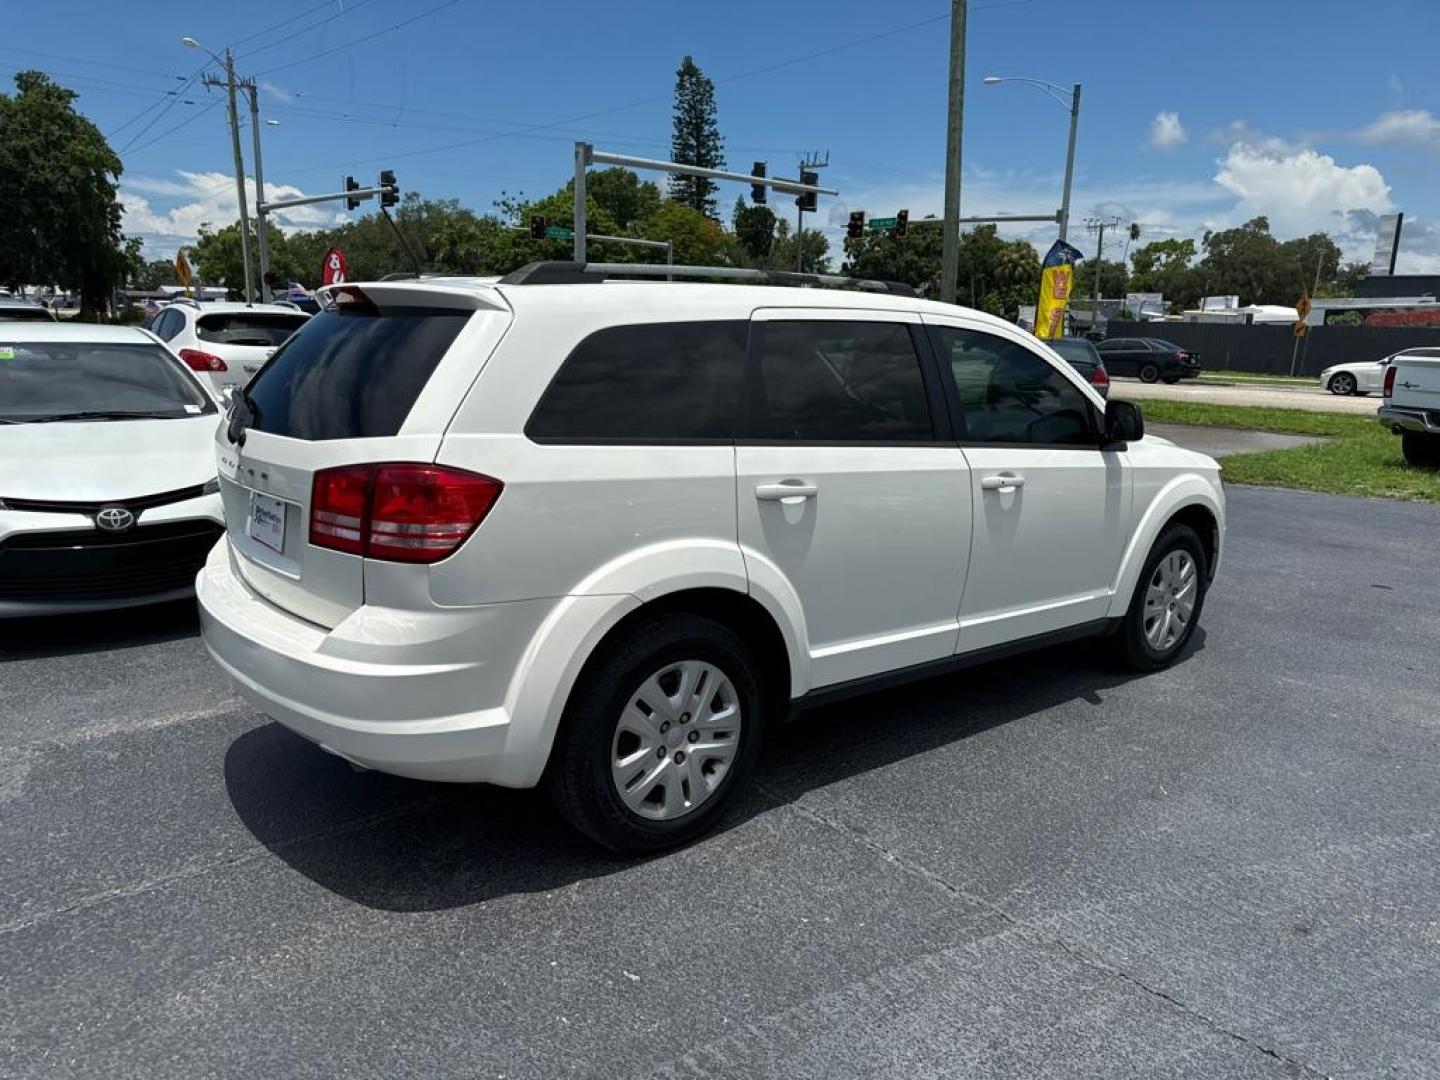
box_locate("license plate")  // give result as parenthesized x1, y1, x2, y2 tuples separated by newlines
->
(248, 492, 287, 553)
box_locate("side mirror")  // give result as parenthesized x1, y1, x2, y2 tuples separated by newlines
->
(1103, 399, 1144, 445)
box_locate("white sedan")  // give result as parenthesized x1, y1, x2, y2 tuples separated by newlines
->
(1319, 356, 1391, 396)
(0, 323, 224, 616)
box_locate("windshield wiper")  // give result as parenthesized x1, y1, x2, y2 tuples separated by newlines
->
(7, 409, 194, 423)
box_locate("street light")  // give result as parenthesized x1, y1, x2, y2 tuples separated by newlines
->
(983, 74, 1081, 244)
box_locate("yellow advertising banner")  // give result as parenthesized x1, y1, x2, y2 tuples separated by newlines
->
(1034, 239, 1085, 340)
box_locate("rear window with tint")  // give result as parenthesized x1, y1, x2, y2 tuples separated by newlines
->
(526, 321, 748, 441)
(246, 307, 470, 440)
(197, 312, 308, 347)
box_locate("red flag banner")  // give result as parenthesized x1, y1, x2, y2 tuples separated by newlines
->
(321, 248, 348, 286)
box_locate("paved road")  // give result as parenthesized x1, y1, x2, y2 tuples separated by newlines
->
(1148, 422, 1326, 458)
(3, 486, 1438, 1079)
(1116, 379, 1379, 415)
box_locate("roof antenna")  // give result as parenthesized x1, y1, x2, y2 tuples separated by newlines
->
(380, 207, 424, 278)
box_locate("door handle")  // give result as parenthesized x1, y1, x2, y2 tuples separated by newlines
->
(755, 480, 818, 502)
(980, 473, 1025, 491)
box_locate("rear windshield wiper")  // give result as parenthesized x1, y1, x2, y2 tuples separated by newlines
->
(7, 409, 198, 423)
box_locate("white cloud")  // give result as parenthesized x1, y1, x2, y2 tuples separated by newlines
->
(1148, 111, 1188, 151)
(1351, 109, 1440, 147)
(259, 80, 294, 104)
(1213, 143, 1392, 238)
(120, 170, 348, 256)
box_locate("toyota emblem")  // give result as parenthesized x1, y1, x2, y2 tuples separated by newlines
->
(95, 506, 136, 532)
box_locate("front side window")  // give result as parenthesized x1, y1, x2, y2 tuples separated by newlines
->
(929, 326, 1095, 446)
(526, 321, 747, 442)
(0, 341, 215, 421)
(742, 320, 933, 441)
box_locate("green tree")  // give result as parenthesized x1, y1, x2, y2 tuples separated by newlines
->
(194, 221, 305, 294)
(642, 201, 733, 266)
(130, 257, 177, 291)
(585, 168, 663, 230)
(669, 56, 725, 219)
(1081, 258, 1129, 302)
(769, 219, 830, 274)
(1332, 259, 1371, 297)
(1129, 237, 1199, 309)
(1276, 232, 1342, 301)
(0, 71, 132, 317)
(841, 222, 943, 291)
(732, 197, 776, 265)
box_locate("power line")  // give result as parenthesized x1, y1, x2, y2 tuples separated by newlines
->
(254, 0, 466, 77)
(126, 99, 222, 156)
(228, 0, 353, 50)
(237, 0, 380, 61)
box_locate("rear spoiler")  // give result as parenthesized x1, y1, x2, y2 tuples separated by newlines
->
(315, 281, 510, 313)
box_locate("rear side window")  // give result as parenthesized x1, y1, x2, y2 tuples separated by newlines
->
(742, 321, 934, 441)
(197, 312, 307, 347)
(526, 321, 747, 442)
(246, 307, 470, 440)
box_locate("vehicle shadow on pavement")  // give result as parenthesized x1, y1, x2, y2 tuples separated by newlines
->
(223, 632, 1204, 913)
(0, 599, 199, 661)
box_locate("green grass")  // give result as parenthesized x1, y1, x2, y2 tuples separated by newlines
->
(1197, 369, 1314, 387)
(1137, 399, 1440, 503)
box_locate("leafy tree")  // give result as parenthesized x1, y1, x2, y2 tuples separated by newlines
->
(732, 198, 776, 265)
(1276, 232, 1342, 301)
(841, 222, 943, 292)
(994, 240, 1040, 285)
(643, 201, 733, 266)
(669, 56, 725, 218)
(130, 257, 177, 291)
(1129, 237, 1199, 309)
(585, 168, 663, 230)
(1081, 258, 1129, 302)
(1332, 260, 1371, 297)
(0, 72, 133, 317)
(769, 219, 830, 274)
(194, 221, 305, 294)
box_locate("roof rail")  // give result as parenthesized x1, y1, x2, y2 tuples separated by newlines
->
(497, 260, 920, 298)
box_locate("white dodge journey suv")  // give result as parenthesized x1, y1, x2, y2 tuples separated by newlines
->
(198, 263, 1225, 852)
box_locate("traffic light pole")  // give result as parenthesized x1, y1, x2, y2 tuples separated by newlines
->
(571, 142, 837, 263)
(259, 185, 389, 213)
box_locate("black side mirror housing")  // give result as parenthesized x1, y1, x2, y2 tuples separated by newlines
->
(1103, 399, 1144, 446)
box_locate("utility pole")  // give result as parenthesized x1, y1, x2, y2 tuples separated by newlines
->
(1085, 215, 1121, 333)
(1059, 83, 1080, 243)
(940, 0, 967, 304)
(201, 53, 254, 302)
(247, 85, 271, 303)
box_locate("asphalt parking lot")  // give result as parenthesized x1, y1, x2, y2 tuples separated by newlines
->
(3, 485, 1438, 1079)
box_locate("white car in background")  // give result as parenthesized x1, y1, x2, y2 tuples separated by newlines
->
(0, 323, 224, 616)
(1320, 355, 1392, 396)
(148, 300, 309, 393)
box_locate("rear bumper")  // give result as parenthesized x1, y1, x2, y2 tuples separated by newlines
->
(1378, 404, 1440, 435)
(197, 540, 561, 785)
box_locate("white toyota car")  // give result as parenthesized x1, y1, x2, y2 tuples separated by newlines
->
(0, 323, 224, 616)
(198, 265, 1225, 851)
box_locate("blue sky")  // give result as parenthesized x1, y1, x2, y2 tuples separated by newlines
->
(7, 0, 1440, 269)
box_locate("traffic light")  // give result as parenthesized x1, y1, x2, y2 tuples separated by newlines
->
(796, 169, 818, 213)
(847, 210, 865, 239)
(379, 169, 398, 208)
(750, 162, 767, 204)
(895, 209, 909, 238)
(344, 175, 361, 211)
(529, 214, 547, 240)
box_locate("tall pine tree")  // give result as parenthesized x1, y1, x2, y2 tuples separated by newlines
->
(669, 56, 725, 219)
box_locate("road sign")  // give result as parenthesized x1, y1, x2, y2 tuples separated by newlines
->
(1294, 320, 1308, 338)
(545, 226, 575, 240)
(868, 217, 898, 231)
(1295, 294, 1312, 321)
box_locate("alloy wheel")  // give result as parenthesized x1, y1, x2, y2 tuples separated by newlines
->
(610, 659, 743, 821)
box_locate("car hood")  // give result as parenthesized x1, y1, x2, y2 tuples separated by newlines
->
(0, 414, 221, 501)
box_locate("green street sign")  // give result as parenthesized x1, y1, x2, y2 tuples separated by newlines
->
(868, 217, 898, 231)
(544, 226, 574, 239)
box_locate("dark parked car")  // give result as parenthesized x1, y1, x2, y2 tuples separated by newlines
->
(1047, 337, 1110, 398)
(1095, 337, 1201, 383)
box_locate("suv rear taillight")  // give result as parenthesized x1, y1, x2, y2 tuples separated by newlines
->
(1384, 364, 1397, 398)
(310, 464, 503, 564)
(1090, 366, 1110, 389)
(178, 347, 228, 372)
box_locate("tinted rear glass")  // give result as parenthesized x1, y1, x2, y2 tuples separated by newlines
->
(197, 312, 307, 347)
(526, 321, 747, 441)
(246, 307, 470, 440)
(1049, 339, 1099, 365)
(0, 342, 214, 420)
(0, 306, 55, 322)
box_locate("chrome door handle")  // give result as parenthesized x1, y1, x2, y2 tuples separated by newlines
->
(755, 480, 818, 502)
(980, 473, 1025, 491)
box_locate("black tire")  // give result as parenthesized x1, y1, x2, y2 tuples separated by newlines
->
(1161, 373, 1181, 385)
(1328, 372, 1356, 396)
(546, 613, 767, 853)
(1401, 432, 1440, 469)
(1114, 523, 1208, 672)
(1138, 362, 1161, 384)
